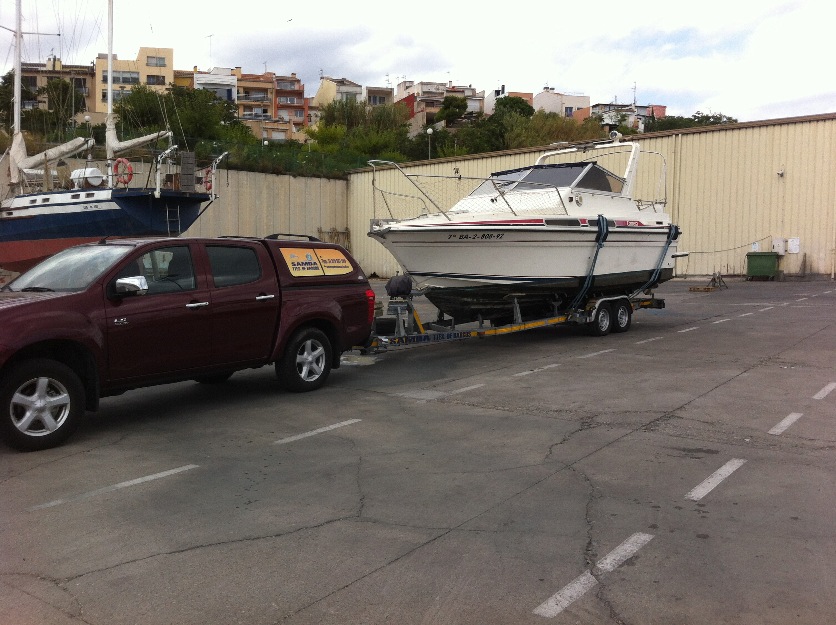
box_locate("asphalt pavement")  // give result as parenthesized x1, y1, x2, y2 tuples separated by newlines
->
(2, 277, 835, 624)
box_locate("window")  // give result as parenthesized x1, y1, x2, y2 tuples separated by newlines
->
(368, 95, 386, 105)
(21, 76, 38, 91)
(102, 88, 130, 102)
(278, 96, 298, 104)
(207, 246, 261, 288)
(146, 75, 166, 86)
(276, 81, 296, 90)
(564, 106, 574, 117)
(294, 110, 304, 119)
(116, 246, 196, 294)
(340, 92, 358, 102)
(102, 71, 140, 85)
(147, 56, 166, 67)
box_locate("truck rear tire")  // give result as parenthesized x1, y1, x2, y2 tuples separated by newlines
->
(277, 328, 332, 392)
(0, 359, 85, 451)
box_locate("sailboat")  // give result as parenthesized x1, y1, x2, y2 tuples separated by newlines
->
(0, 0, 225, 285)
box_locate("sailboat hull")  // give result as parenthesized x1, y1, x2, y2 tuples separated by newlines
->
(0, 187, 209, 278)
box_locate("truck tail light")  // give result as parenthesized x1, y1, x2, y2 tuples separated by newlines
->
(365, 288, 376, 324)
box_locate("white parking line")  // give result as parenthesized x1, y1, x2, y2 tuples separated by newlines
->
(31, 464, 199, 510)
(738, 312, 754, 317)
(712, 319, 731, 324)
(685, 459, 747, 501)
(796, 297, 808, 302)
(446, 384, 486, 395)
(813, 383, 836, 400)
(275, 419, 361, 444)
(769, 413, 803, 435)
(533, 533, 654, 618)
(759, 307, 774, 312)
(534, 572, 597, 619)
(635, 336, 663, 344)
(514, 364, 561, 377)
(577, 349, 615, 359)
(678, 327, 699, 333)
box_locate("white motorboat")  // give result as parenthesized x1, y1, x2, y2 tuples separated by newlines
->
(368, 134, 682, 323)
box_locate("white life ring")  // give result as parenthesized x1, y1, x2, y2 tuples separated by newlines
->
(114, 158, 133, 185)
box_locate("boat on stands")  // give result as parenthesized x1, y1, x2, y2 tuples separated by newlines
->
(0, 0, 225, 285)
(368, 134, 683, 323)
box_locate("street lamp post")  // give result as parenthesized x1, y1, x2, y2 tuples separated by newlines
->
(426, 127, 433, 160)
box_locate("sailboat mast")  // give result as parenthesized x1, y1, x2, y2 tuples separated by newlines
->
(107, 0, 113, 116)
(13, 0, 22, 134)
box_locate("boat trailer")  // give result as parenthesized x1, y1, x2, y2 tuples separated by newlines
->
(366, 290, 665, 352)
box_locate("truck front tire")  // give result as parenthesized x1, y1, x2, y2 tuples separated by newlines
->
(0, 359, 85, 451)
(277, 328, 333, 392)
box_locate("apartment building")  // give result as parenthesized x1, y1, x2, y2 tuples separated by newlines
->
(532, 87, 590, 118)
(92, 47, 174, 120)
(484, 84, 534, 115)
(311, 77, 363, 107)
(578, 102, 668, 132)
(364, 85, 394, 107)
(395, 80, 484, 135)
(18, 56, 96, 121)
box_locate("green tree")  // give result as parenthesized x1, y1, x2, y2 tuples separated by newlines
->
(492, 96, 535, 119)
(435, 96, 468, 125)
(0, 70, 36, 133)
(644, 110, 738, 133)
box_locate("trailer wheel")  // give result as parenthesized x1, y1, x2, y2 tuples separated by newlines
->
(612, 300, 632, 333)
(277, 327, 332, 392)
(588, 302, 612, 336)
(0, 359, 85, 451)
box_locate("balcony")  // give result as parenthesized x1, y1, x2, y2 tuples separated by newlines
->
(241, 112, 272, 121)
(238, 92, 270, 102)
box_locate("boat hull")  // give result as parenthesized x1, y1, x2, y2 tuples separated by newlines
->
(370, 223, 678, 322)
(0, 187, 208, 284)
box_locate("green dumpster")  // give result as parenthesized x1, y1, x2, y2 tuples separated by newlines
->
(746, 251, 778, 279)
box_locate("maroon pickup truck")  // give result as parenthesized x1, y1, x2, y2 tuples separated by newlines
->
(0, 235, 375, 451)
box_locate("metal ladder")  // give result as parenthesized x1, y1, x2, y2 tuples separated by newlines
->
(166, 205, 181, 236)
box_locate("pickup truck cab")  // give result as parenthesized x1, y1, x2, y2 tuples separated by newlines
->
(0, 235, 375, 451)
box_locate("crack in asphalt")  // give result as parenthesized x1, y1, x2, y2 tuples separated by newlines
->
(0, 572, 93, 624)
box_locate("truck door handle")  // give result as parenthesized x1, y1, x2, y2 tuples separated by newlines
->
(186, 301, 209, 309)
(255, 294, 276, 301)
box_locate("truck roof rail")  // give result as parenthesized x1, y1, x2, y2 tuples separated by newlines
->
(264, 233, 322, 241)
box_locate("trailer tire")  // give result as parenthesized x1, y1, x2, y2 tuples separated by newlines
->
(588, 302, 612, 336)
(277, 327, 332, 392)
(612, 300, 632, 333)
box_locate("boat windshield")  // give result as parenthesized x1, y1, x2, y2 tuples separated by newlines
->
(469, 162, 624, 195)
(5, 244, 134, 292)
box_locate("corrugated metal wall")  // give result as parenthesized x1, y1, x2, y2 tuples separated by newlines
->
(183, 169, 349, 244)
(348, 114, 836, 279)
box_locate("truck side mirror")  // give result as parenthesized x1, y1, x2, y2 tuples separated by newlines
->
(115, 276, 149, 296)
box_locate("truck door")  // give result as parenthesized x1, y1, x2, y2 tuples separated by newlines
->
(104, 244, 213, 381)
(203, 242, 281, 364)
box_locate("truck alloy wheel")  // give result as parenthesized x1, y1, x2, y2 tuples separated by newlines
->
(0, 359, 85, 451)
(277, 328, 333, 392)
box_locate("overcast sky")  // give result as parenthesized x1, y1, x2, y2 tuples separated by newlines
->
(1, 0, 833, 122)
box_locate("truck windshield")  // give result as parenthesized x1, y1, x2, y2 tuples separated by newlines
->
(6, 245, 134, 292)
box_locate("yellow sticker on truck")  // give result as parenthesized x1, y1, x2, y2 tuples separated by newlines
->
(280, 248, 325, 276)
(315, 248, 352, 275)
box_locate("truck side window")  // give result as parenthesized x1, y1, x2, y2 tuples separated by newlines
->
(207, 245, 261, 288)
(115, 245, 195, 294)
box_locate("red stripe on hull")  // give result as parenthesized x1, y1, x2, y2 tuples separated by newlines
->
(0, 237, 110, 273)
